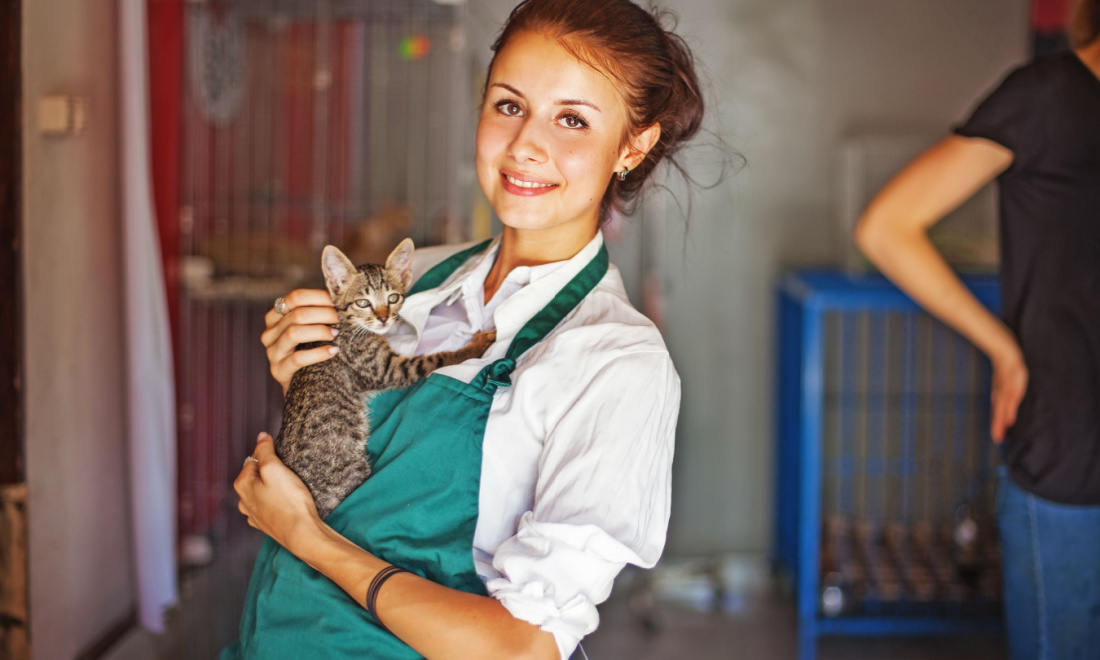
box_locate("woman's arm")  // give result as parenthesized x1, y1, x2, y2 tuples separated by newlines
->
(853, 134, 1026, 442)
(235, 434, 559, 660)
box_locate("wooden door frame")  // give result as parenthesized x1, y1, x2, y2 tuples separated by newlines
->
(0, 0, 23, 486)
(0, 1, 28, 658)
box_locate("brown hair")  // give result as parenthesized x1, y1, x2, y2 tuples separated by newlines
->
(1071, 0, 1100, 47)
(487, 0, 706, 221)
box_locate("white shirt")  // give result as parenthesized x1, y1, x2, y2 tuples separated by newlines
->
(386, 232, 680, 659)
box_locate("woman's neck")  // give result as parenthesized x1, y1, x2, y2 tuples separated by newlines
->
(1076, 39, 1100, 81)
(483, 225, 597, 304)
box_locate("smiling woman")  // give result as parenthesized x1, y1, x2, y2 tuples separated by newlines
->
(227, 2, 705, 659)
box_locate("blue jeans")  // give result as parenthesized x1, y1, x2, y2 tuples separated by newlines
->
(997, 467, 1100, 660)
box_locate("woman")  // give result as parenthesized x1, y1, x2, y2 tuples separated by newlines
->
(226, 1, 704, 658)
(854, 1, 1100, 657)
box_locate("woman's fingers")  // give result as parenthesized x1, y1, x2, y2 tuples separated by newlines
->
(262, 305, 340, 349)
(270, 345, 339, 387)
(266, 289, 335, 321)
(991, 397, 1008, 444)
(265, 318, 339, 360)
(285, 288, 336, 310)
(254, 432, 276, 460)
(261, 300, 341, 390)
(990, 360, 1028, 444)
(232, 431, 320, 548)
(265, 324, 339, 381)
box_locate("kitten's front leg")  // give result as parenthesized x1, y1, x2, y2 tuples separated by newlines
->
(452, 330, 496, 362)
(381, 331, 496, 387)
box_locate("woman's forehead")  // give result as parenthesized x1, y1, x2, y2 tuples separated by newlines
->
(489, 30, 625, 114)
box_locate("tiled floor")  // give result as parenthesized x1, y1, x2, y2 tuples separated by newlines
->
(107, 533, 1008, 660)
(581, 571, 1007, 660)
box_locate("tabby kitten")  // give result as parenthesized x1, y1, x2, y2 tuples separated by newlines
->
(276, 239, 495, 519)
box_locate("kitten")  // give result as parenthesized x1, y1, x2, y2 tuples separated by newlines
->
(275, 239, 495, 519)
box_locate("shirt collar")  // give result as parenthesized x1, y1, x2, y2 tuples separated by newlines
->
(489, 231, 604, 345)
(400, 231, 606, 344)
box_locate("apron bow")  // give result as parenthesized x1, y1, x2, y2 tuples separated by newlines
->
(484, 358, 517, 390)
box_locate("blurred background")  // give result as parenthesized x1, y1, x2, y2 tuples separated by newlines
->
(0, 0, 1077, 658)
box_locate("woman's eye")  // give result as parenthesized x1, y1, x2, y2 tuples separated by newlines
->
(495, 100, 522, 117)
(388, 293, 400, 304)
(355, 299, 371, 309)
(559, 114, 588, 129)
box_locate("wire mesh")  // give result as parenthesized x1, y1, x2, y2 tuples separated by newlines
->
(817, 310, 1001, 620)
(174, 0, 471, 653)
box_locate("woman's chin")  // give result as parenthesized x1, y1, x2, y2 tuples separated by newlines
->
(496, 207, 598, 236)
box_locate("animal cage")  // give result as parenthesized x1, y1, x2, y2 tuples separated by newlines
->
(773, 271, 1003, 660)
(173, 1, 473, 650)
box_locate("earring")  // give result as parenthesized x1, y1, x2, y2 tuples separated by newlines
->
(618, 167, 630, 181)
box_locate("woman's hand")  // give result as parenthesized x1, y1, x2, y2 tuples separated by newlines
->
(990, 346, 1029, 444)
(235, 433, 322, 552)
(262, 289, 341, 393)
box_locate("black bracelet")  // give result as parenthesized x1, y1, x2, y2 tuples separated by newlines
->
(366, 565, 410, 632)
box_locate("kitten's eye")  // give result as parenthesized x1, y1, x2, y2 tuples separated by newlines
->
(355, 299, 371, 309)
(388, 293, 401, 304)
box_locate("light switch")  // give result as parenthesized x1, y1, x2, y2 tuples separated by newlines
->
(39, 95, 87, 136)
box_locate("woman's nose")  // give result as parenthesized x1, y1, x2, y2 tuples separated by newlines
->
(509, 117, 548, 164)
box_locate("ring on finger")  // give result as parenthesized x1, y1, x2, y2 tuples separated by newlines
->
(274, 296, 290, 315)
(243, 455, 260, 468)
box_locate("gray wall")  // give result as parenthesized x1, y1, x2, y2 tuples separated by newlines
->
(22, 0, 136, 656)
(468, 0, 1029, 555)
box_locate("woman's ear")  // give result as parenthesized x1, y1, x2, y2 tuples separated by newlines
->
(618, 123, 662, 172)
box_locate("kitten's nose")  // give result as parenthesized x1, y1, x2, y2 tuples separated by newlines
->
(376, 308, 389, 324)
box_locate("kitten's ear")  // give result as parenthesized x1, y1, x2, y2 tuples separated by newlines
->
(321, 245, 357, 299)
(386, 238, 415, 291)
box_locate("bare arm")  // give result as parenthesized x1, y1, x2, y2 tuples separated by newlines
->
(853, 134, 1026, 442)
(235, 434, 558, 660)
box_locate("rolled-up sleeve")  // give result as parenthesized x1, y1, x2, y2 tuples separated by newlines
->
(486, 351, 680, 659)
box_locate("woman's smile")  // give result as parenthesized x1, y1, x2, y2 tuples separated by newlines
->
(501, 170, 560, 195)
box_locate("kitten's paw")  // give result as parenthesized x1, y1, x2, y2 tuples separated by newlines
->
(469, 330, 496, 356)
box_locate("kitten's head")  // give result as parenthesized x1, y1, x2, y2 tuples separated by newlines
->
(321, 238, 414, 335)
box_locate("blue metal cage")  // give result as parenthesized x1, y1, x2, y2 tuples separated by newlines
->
(773, 270, 1003, 660)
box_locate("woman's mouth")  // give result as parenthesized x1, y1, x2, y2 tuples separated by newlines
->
(501, 172, 558, 197)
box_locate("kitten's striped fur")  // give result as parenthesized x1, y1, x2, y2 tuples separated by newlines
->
(275, 239, 495, 519)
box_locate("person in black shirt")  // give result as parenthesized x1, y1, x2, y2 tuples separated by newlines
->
(854, 1, 1100, 657)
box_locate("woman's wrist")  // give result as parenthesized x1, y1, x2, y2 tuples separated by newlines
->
(282, 514, 336, 565)
(977, 322, 1023, 370)
(288, 519, 390, 599)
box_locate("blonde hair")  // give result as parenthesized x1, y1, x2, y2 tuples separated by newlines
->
(1071, 0, 1100, 47)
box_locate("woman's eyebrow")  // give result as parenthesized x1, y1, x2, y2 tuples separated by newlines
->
(557, 98, 601, 112)
(490, 82, 601, 112)
(491, 82, 525, 97)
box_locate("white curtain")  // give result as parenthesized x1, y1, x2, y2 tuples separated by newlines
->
(119, 0, 179, 633)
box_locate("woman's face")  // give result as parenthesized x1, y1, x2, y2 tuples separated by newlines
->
(476, 30, 632, 240)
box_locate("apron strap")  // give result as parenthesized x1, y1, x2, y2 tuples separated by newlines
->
(473, 243, 609, 393)
(408, 239, 494, 296)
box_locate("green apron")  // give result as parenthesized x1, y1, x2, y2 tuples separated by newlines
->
(223, 239, 609, 659)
